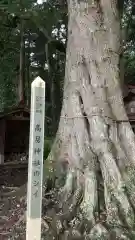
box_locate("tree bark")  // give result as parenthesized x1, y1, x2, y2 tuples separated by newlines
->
(18, 19, 25, 104)
(46, 0, 135, 239)
(26, 33, 31, 107)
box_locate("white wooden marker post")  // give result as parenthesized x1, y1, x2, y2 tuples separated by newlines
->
(26, 76, 45, 240)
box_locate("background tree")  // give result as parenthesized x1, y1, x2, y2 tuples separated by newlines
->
(0, 0, 67, 136)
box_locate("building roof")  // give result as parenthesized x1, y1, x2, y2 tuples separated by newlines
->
(124, 84, 135, 101)
(0, 103, 51, 122)
(127, 113, 135, 121)
(0, 103, 29, 119)
(127, 85, 135, 89)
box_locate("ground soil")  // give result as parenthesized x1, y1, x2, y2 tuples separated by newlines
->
(0, 166, 27, 239)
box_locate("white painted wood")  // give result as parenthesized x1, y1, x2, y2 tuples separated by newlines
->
(26, 76, 45, 240)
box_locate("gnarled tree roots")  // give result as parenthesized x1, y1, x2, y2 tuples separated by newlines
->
(44, 116, 135, 240)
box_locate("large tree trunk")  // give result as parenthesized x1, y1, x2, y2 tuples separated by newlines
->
(45, 1, 135, 239)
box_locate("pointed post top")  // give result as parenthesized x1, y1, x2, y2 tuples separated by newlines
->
(32, 76, 45, 88)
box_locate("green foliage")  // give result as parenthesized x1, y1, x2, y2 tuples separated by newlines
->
(44, 138, 53, 160)
(0, 0, 67, 134)
(124, 53, 135, 84)
(123, 0, 135, 84)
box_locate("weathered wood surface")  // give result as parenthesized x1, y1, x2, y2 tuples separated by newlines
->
(0, 160, 28, 169)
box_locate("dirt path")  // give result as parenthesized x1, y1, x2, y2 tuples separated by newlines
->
(0, 166, 27, 239)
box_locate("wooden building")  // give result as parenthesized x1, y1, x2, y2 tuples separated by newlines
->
(0, 104, 30, 164)
(124, 85, 135, 131)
